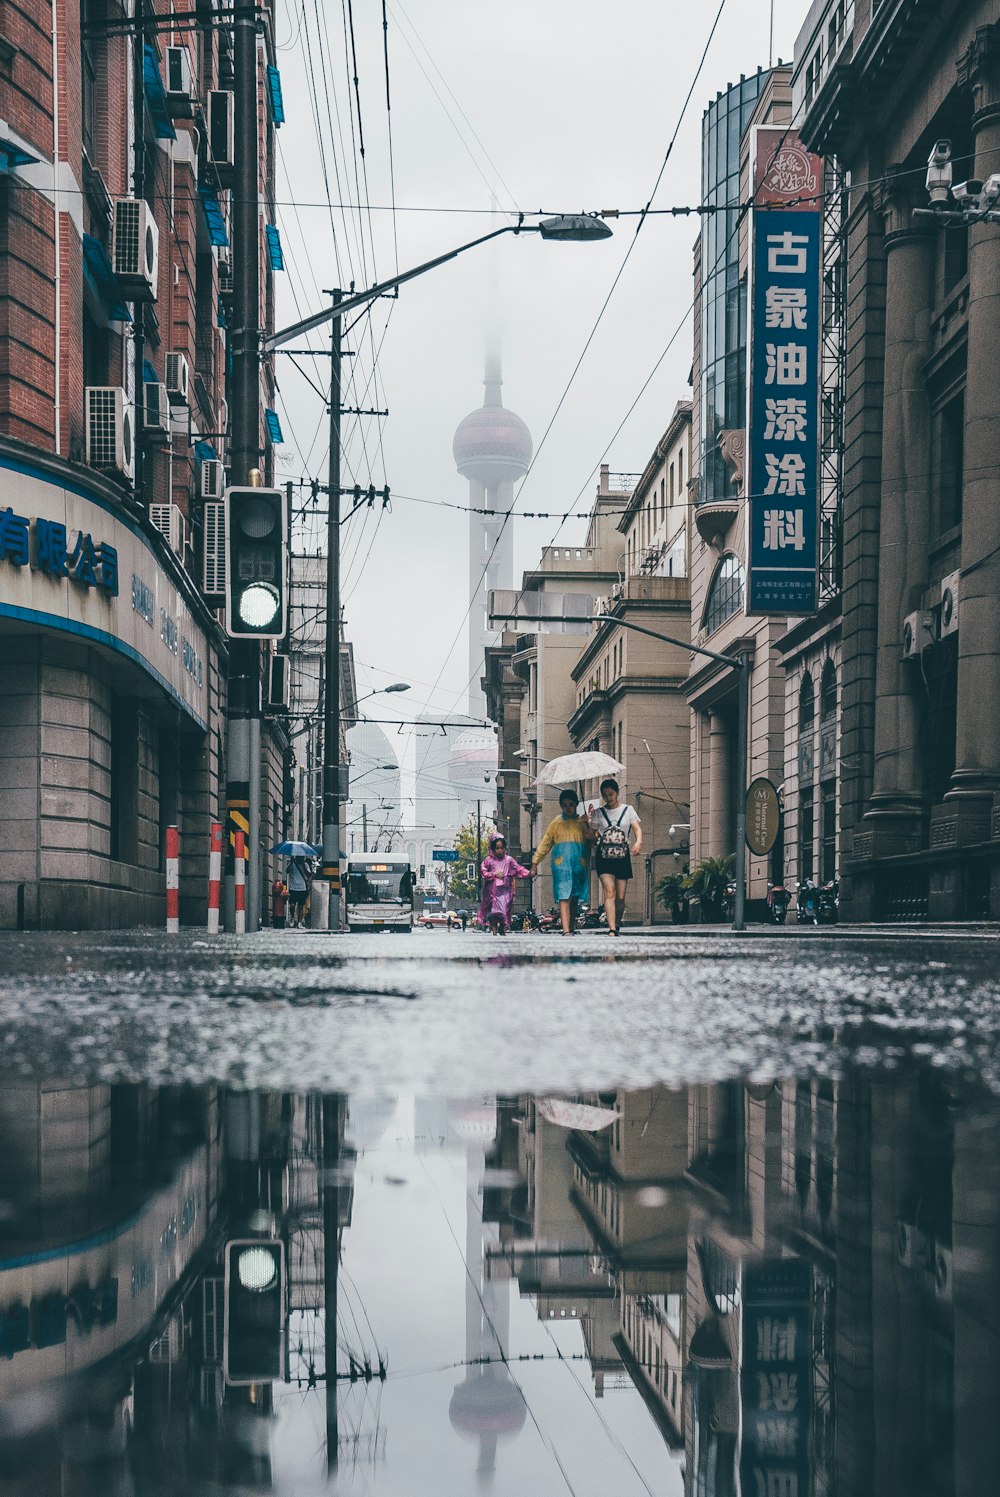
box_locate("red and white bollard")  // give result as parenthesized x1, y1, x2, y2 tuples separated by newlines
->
(165, 825, 179, 934)
(207, 822, 223, 934)
(234, 829, 246, 935)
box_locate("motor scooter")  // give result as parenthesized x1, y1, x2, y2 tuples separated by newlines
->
(817, 880, 839, 924)
(796, 879, 819, 924)
(767, 881, 791, 924)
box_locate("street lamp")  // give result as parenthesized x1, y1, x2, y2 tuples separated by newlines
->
(264, 214, 612, 930)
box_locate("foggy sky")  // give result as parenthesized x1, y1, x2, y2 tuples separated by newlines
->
(272, 0, 805, 806)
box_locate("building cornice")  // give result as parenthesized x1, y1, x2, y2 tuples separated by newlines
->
(616, 402, 693, 532)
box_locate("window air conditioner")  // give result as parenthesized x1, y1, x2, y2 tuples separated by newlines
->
(901, 610, 933, 660)
(112, 197, 159, 300)
(939, 571, 959, 638)
(165, 351, 190, 406)
(85, 386, 135, 482)
(207, 90, 235, 179)
(143, 381, 171, 438)
(215, 241, 232, 278)
(203, 499, 226, 595)
(201, 457, 225, 500)
(151, 503, 187, 559)
(165, 45, 194, 111)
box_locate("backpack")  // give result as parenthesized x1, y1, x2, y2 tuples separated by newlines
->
(598, 808, 630, 863)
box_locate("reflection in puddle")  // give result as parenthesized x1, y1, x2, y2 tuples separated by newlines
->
(0, 1074, 996, 1492)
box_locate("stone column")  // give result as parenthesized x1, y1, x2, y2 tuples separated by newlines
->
(949, 28, 1000, 811)
(708, 710, 733, 858)
(862, 171, 934, 846)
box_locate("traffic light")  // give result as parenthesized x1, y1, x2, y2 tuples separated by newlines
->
(224, 486, 288, 638)
(223, 1238, 285, 1385)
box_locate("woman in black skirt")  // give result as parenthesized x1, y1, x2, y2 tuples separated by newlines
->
(588, 778, 643, 935)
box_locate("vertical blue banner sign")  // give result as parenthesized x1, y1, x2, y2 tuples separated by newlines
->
(747, 131, 823, 615)
(740, 1257, 812, 1497)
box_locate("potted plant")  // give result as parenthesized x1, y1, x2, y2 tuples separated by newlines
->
(685, 854, 736, 923)
(656, 870, 689, 924)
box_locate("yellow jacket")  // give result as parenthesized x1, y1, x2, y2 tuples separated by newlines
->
(533, 814, 595, 864)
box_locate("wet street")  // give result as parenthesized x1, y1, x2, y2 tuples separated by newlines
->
(2, 929, 1000, 1493)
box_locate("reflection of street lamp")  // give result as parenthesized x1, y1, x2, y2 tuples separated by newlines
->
(264, 215, 613, 930)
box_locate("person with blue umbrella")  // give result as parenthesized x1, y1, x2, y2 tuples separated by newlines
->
(271, 841, 321, 929)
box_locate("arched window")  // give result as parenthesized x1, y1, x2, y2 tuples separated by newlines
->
(799, 672, 815, 733)
(703, 554, 744, 634)
(820, 658, 837, 721)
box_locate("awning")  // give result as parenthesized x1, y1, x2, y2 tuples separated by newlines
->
(265, 408, 284, 444)
(199, 186, 229, 247)
(143, 45, 176, 140)
(142, 358, 158, 383)
(82, 233, 132, 323)
(265, 224, 284, 270)
(194, 440, 218, 462)
(0, 123, 40, 174)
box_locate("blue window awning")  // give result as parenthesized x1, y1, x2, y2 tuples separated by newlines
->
(199, 186, 229, 247)
(194, 440, 219, 462)
(142, 358, 158, 383)
(265, 224, 284, 270)
(265, 408, 284, 444)
(217, 297, 229, 329)
(266, 66, 285, 126)
(143, 45, 176, 140)
(0, 126, 40, 174)
(82, 233, 132, 323)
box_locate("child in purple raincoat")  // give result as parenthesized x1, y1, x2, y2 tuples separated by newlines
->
(479, 835, 532, 934)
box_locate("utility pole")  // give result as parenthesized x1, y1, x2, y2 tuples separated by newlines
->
(321, 292, 343, 928)
(362, 803, 368, 854)
(322, 1094, 341, 1474)
(224, 3, 262, 931)
(476, 800, 482, 903)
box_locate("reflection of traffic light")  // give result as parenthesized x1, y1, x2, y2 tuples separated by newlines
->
(224, 486, 287, 638)
(223, 1238, 285, 1385)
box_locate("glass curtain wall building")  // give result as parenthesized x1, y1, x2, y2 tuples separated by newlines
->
(699, 72, 767, 504)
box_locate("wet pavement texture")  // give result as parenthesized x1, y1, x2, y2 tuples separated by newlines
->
(3, 929, 1000, 1492)
(1, 1077, 998, 1494)
(0, 928, 999, 1093)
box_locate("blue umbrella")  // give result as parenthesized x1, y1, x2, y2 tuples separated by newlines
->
(271, 840, 323, 857)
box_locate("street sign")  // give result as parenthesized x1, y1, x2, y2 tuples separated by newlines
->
(746, 777, 781, 856)
(432, 849, 460, 862)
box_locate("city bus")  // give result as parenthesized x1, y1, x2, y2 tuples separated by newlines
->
(345, 856, 415, 932)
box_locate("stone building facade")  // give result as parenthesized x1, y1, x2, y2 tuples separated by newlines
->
(0, 4, 288, 926)
(569, 410, 693, 923)
(796, 0, 1000, 918)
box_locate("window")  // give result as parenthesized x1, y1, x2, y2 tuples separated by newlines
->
(669, 462, 675, 503)
(81, 0, 102, 165)
(800, 785, 815, 882)
(934, 390, 965, 533)
(820, 660, 836, 722)
(799, 672, 815, 733)
(703, 554, 744, 634)
(678, 446, 683, 494)
(821, 780, 836, 881)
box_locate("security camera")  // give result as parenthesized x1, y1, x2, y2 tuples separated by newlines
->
(952, 178, 984, 206)
(982, 173, 1000, 204)
(926, 139, 953, 205)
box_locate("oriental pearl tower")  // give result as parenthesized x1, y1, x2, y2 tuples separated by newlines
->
(453, 351, 532, 716)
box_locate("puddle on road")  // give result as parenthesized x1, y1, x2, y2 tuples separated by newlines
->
(0, 1072, 995, 1494)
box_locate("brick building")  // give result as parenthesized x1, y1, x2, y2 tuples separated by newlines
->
(0, 3, 287, 926)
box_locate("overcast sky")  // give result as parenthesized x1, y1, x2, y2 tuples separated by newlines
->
(272, 0, 806, 756)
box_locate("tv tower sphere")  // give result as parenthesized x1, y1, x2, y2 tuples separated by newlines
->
(453, 362, 533, 486)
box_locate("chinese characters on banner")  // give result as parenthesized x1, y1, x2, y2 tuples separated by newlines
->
(740, 1258, 812, 1497)
(747, 130, 823, 615)
(0, 507, 119, 595)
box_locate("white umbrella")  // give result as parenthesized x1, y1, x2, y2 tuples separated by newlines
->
(536, 1098, 621, 1131)
(535, 751, 624, 787)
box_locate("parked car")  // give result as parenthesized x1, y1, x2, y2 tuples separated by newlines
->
(419, 911, 460, 929)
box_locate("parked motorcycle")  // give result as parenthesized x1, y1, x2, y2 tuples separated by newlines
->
(722, 881, 737, 922)
(796, 879, 819, 924)
(511, 908, 541, 933)
(817, 880, 840, 924)
(767, 882, 791, 924)
(537, 907, 560, 933)
(577, 904, 606, 930)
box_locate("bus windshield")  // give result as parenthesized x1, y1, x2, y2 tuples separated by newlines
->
(347, 865, 412, 905)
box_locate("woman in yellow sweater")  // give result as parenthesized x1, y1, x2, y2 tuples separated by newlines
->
(533, 788, 595, 934)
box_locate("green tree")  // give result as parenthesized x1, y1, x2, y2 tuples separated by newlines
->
(448, 814, 491, 903)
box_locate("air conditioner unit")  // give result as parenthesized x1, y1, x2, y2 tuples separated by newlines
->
(143, 381, 170, 438)
(207, 90, 235, 179)
(112, 197, 159, 300)
(165, 45, 194, 111)
(902, 610, 933, 660)
(201, 457, 225, 500)
(215, 241, 232, 277)
(217, 397, 229, 462)
(203, 499, 226, 595)
(164, 351, 190, 406)
(939, 571, 960, 638)
(932, 1242, 952, 1301)
(85, 386, 135, 481)
(611, 580, 625, 601)
(151, 503, 187, 559)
